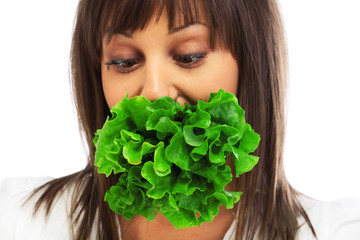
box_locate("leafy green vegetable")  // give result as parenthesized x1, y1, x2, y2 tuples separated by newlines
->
(94, 89, 260, 228)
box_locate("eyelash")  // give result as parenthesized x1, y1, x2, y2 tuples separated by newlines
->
(104, 53, 207, 74)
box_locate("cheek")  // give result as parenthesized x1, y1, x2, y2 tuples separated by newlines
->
(216, 53, 238, 95)
(101, 68, 118, 109)
(175, 51, 238, 103)
(101, 65, 136, 108)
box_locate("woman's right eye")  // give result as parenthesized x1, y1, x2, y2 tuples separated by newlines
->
(105, 58, 140, 74)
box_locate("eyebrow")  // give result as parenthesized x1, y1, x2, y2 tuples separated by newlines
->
(116, 22, 207, 39)
(118, 32, 134, 39)
(168, 22, 207, 35)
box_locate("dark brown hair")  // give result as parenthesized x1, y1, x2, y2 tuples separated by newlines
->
(29, 0, 317, 239)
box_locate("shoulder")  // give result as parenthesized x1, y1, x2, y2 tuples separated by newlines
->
(297, 195, 360, 240)
(0, 177, 72, 240)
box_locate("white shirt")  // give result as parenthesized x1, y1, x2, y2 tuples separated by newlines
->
(1, 177, 360, 240)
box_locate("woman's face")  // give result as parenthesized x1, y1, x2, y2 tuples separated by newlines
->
(101, 12, 238, 108)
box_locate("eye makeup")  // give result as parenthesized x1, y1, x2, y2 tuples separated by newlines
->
(104, 51, 208, 74)
(104, 58, 141, 74)
(173, 52, 207, 69)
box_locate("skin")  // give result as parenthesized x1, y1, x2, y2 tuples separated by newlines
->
(101, 11, 239, 240)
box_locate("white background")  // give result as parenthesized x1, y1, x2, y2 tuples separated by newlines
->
(0, 0, 359, 201)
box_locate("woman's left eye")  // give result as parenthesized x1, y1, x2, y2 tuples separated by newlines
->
(174, 53, 207, 68)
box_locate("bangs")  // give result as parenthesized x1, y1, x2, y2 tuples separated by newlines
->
(100, 0, 232, 49)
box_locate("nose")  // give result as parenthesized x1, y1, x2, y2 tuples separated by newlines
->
(139, 58, 173, 101)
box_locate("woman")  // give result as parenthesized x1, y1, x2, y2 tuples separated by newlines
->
(1, 0, 359, 239)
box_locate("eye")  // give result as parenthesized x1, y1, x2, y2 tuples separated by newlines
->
(174, 53, 207, 68)
(105, 58, 140, 74)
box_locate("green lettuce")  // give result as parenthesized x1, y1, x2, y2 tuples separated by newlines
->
(93, 89, 260, 228)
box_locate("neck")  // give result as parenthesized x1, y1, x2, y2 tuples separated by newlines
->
(118, 205, 236, 240)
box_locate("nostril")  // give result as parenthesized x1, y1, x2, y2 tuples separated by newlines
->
(139, 81, 170, 101)
(169, 87, 179, 102)
(175, 95, 188, 106)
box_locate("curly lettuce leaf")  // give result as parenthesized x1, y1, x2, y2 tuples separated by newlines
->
(94, 89, 260, 228)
